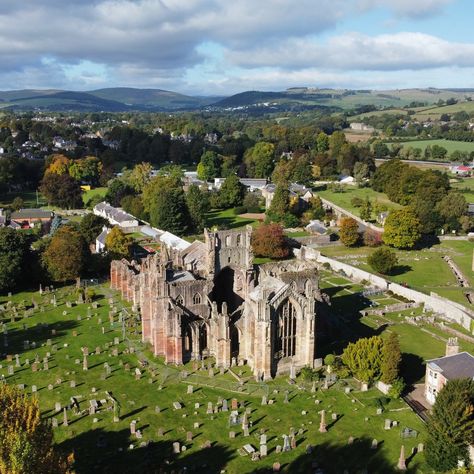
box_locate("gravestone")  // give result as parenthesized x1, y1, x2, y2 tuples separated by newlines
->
(173, 402, 182, 410)
(130, 420, 137, 435)
(173, 442, 180, 454)
(348, 436, 354, 445)
(222, 399, 228, 411)
(70, 380, 76, 388)
(187, 385, 193, 395)
(371, 439, 378, 450)
(384, 419, 391, 430)
(229, 431, 235, 439)
(206, 402, 213, 414)
(231, 399, 238, 410)
(51, 418, 58, 428)
(282, 435, 291, 452)
(260, 443, 268, 457)
(186, 431, 193, 442)
(31, 385, 37, 393)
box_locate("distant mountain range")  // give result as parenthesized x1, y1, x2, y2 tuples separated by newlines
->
(0, 86, 472, 112)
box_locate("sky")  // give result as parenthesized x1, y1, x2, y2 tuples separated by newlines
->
(1, 0, 474, 95)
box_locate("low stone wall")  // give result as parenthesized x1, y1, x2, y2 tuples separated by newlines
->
(298, 247, 474, 331)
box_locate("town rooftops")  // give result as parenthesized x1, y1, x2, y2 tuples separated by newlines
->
(94, 202, 138, 224)
(11, 208, 53, 220)
(427, 352, 474, 380)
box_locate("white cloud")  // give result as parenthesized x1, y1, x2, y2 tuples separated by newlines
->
(359, 0, 454, 18)
(227, 32, 474, 71)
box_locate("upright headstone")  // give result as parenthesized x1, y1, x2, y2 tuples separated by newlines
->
(319, 410, 327, 433)
(397, 445, 407, 471)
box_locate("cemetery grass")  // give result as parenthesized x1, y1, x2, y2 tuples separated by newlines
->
(0, 285, 432, 473)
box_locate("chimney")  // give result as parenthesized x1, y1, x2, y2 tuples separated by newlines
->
(446, 337, 459, 357)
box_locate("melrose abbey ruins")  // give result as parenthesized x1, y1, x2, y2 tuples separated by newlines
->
(111, 227, 329, 380)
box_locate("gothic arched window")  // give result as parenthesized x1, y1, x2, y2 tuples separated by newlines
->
(193, 293, 202, 305)
(176, 294, 184, 305)
(274, 299, 297, 359)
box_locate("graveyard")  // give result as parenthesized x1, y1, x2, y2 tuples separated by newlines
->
(1, 276, 466, 473)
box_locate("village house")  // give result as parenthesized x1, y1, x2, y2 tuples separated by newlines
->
(424, 338, 474, 405)
(261, 183, 314, 210)
(95, 226, 110, 253)
(10, 208, 54, 230)
(93, 202, 139, 229)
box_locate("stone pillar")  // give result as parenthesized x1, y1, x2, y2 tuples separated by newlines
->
(397, 445, 406, 471)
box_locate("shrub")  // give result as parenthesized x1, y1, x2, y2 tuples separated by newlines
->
(363, 229, 382, 247)
(351, 196, 364, 208)
(388, 378, 405, 399)
(368, 247, 398, 275)
(233, 206, 247, 215)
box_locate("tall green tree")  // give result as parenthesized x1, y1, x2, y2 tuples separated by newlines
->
(0, 228, 30, 292)
(244, 142, 275, 178)
(186, 185, 210, 232)
(149, 187, 190, 235)
(368, 247, 398, 275)
(382, 209, 421, 249)
(380, 332, 401, 384)
(267, 185, 290, 223)
(197, 151, 221, 181)
(79, 213, 108, 245)
(218, 174, 245, 209)
(426, 379, 474, 471)
(40, 173, 83, 209)
(359, 198, 372, 221)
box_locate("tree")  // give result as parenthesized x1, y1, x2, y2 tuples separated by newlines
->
(40, 173, 83, 209)
(339, 217, 359, 247)
(0, 228, 30, 292)
(425, 379, 474, 471)
(120, 195, 147, 221)
(68, 156, 102, 185)
(186, 185, 210, 232)
(316, 132, 329, 152)
(105, 226, 133, 259)
(251, 223, 289, 259)
(45, 154, 70, 175)
(197, 151, 221, 181)
(267, 185, 290, 223)
(218, 174, 245, 209)
(105, 179, 135, 207)
(0, 384, 68, 474)
(383, 209, 421, 249)
(79, 213, 108, 245)
(359, 198, 372, 221)
(341, 336, 384, 382)
(380, 332, 401, 384)
(42, 227, 88, 282)
(243, 192, 262, 213)
(126, 162, 153, 192)
(368, 247, 398, 275)
(149, 187, 190, 235)
(244, 142, 275, 178)
(363, 229, 382, 247)
(436, 192, 468, 221)
(353, 162, 369, 184)
(11, 197, 24, 211)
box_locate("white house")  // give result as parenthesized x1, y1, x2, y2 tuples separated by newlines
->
(93, 202, 139, 228)
(95, 226, 110, 253)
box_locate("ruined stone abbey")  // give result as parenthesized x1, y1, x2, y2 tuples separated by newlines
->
(111, 227, 329, 380)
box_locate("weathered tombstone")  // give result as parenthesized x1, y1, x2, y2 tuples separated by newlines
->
(155, 405, 160, 413)
(51, 417, 58, 428)
(243, 427, 250, 437)
(273, 461, 281, 472)
(361, 382, 368, 392)
(83, 355, 88, 371)
(187, 385, 193, 395)
(348, 436, 354, 445)
(157, 427, 164, 437)
(417, 443, 424, 453)
(331, 413, 338, 421)
(260, 444, 268, 457)
(371, 439, 378, 450)
(31, 385, 37, 393)
(7, 366, 13, 376)
(261, 395, 267, 405)
(172, 442, 180, 454)
(397, 445, 407, 471)
(290, 434, 296, 450)
(15, 354, 20, 367)
(231, 398, 238, 410)
(55, 402, 62, 412)
(282, 435, 291, 452)
(173, 402, 182, 410)
(283, 392, 289, 404)
(130, 420, 137, 435)
(384, 419, 391, 430)
(63, 408, 68, 427)
(229, 431, 235, 439)
(376, 408, 383, 415)
(260, 434, 267, 445)
(222, 399, 228, 412)
(206, 402, 213, 414)
(95, 347, 101, 355)
(186, 431, 193, 442)
(319, 410, 327, 433)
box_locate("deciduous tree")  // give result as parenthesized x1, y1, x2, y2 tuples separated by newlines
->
(251, 223, 289, 259)
(40, 173, 83, 209)
(186, 185, 210, 232)
(0, 228, 30, 292)
(368, 247, 398, 275)
(105, 226, 133, 259)
(339, 217, 359, 247)
(382, 209, 421, 249)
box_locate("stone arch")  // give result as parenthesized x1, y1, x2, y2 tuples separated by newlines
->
(192, 293, 202, 305)
(211, 266, 244, 314)
(176, 294, 184, 305)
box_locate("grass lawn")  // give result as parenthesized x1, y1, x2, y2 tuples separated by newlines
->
(395, 139, 474, 154)
(451, 177, 474, 203)
(0, 283, 433, 473)
(82, 187, 108, 206)
(317, 187, 401, 215)
(205, 208, 260, 230)
(0, 190, 47, 208)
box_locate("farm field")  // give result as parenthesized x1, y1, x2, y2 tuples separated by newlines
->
(395, 139, 474, 154)
(0, 282, 439, 473)
(316, 186, 401, 215)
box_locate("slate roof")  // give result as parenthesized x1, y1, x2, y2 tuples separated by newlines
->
(11, 208, 53, 219)
(94, 202, 138, 224)
(427, 352, 474, 380)
(96, 228, 109, 245)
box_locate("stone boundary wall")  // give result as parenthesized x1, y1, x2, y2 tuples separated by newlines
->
(319, 197, 384, 233)
(298, 247, 474, 331)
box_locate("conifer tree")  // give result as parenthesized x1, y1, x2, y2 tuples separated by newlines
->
(380, 332, 401, 384)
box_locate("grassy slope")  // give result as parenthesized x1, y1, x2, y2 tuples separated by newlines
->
(451, 177, 474, 203)
(396, 139, 474, 154)
(82, 187, 107, 205)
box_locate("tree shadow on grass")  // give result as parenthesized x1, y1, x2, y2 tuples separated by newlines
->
(252, 437, 421, 474)
(0, 319, 80, 359)
(58, 427, 235, 474)
(401, 353, 425, 387)
(389, 265, 412, 276)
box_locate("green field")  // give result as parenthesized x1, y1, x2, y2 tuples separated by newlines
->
(395, 139, 474, 154)
(82, 187, 108, 206)
(451, 177, 474, 202)
(317, 187, 401, 216)
(204, 208, 261, 230)
(0, 190, 47, 208)
(0, 281, 440, 473)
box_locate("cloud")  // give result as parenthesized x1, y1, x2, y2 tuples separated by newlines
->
(359, 0, 455, 18)
(227, 32, 474, 71)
